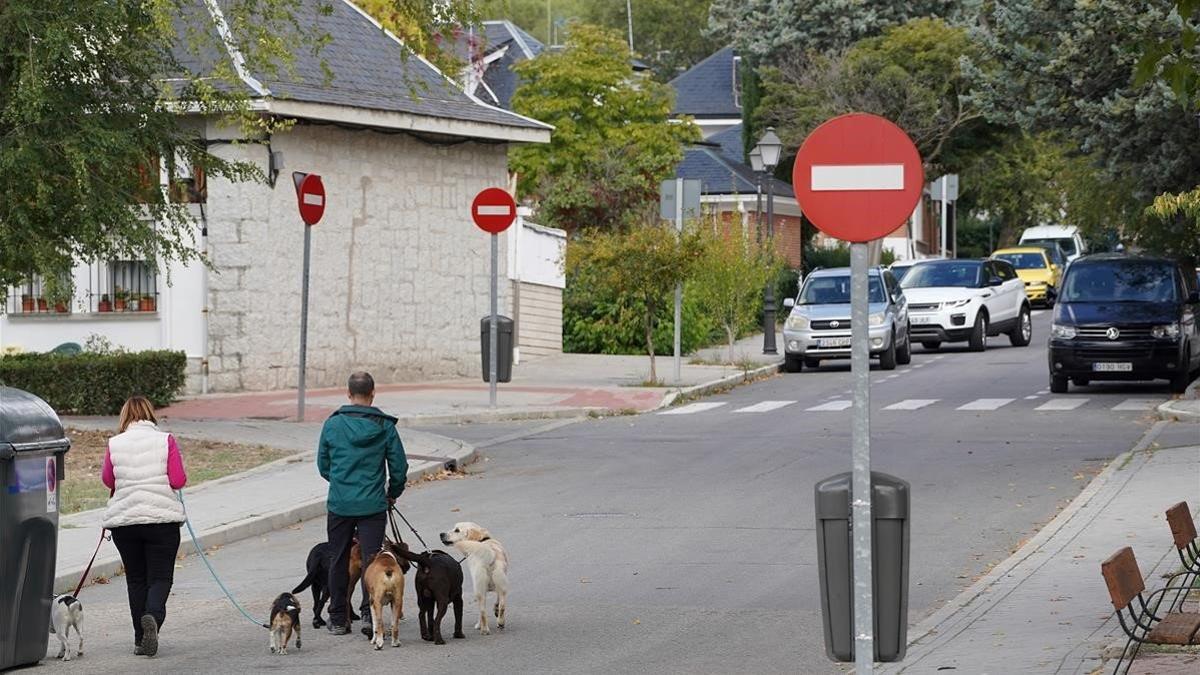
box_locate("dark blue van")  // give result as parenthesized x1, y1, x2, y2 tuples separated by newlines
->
(1048, 254, 1200, 393)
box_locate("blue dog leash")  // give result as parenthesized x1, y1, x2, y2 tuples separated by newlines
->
(177, 489, 269, 629)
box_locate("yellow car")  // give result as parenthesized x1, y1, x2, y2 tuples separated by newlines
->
(990, 247, 1060, 306)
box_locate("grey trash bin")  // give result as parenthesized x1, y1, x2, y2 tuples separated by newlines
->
(0, 387, 72, 670)
(814, 471, 910, 663)
(480, 315, 514, 383)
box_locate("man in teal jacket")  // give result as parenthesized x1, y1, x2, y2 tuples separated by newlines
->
(317, 371, 408, 636)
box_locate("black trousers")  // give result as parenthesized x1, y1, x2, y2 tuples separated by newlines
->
(326, 511, 385, 626)
(110, 522, 182, 645)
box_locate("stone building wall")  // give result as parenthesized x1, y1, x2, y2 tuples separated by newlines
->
(203, 123, 511, 392)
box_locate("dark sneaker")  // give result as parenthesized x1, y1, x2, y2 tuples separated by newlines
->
(361, 621, 376, 638)
(327, 623, 351, 635)
(139, 616, 158, 657)
(134, 643, 145, 656)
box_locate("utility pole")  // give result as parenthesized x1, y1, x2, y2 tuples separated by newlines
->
(626, 0, 634, 52)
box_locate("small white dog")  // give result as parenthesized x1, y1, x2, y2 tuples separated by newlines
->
(440, 522, 509, 635)
(49, 594, 84, 661)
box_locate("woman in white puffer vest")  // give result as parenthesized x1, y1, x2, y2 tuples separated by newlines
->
(101, 396, 188, 658)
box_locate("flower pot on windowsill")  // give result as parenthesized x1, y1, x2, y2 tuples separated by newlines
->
(20, 295, 33, 313)
(139, 296, 156, 312)
(36, 298, 48, 312)
(98, 296, 112, 313)
(114, 299, 127, 312)
(54, 302, 68, 313)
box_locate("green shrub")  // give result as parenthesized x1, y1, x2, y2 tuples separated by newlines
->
(564, 281, 717, 355)
(0, 350, 187, 414)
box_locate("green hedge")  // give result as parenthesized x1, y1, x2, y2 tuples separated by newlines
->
(0, 350, 187, 414)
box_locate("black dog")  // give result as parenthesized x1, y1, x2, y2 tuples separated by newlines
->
(293, 542, 361, 628)
(397, 549, 465, 645)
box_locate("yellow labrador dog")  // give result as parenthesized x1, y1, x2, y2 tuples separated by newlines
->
(439, 522, 509, 635)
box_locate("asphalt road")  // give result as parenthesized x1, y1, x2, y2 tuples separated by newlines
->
(46, 312, 1180, 674)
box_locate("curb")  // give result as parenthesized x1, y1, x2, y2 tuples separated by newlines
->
(1157, 377, 1200, 423)
(876, 420, 1170, 674)
(53, 437, 477, 594)
(655, 360, 784, 411)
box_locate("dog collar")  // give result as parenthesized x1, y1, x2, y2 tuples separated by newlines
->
(479, 536, 490, 542)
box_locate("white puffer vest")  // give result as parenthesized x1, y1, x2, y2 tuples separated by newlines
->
(102, 421, 185, 528)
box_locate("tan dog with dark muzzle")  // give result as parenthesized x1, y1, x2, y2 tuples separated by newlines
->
(363, 540, 411, 649)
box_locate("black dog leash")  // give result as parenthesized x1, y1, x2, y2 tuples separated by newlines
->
(389, 505, 430, 551)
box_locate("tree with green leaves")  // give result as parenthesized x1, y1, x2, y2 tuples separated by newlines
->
(756, 18, 987, 173)
(567, 220, 704, 382)
(707, 0, 967, 59)
(580, 0, 719, 80)
(509, 24, 697, 230)
(0, 0, 479, 301)
(691, 224, 781, 364)
(968, 0, 1200, 257)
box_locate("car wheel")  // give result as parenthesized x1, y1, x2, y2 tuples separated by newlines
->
(1072, 377, 1090, 387)
(897, 327, 913, 365)
(1050, 373, 1069, 393)
(783, 355, 802, 373)
(1009, 305, 1032, 347)
(804, 357, 821, 369)
(879, 333, 897, 370)
(921, 341, 941, 351)
(968, 312, 988, 352)
(1170, 369, 1190, 393)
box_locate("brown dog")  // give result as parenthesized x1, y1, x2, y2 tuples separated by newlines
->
(363, 540, 411, 649)
(347, 541, 363, 619)
(268, 592, 302, 655)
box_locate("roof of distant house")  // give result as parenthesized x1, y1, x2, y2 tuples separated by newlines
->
(708, 124, 746, 164)
(675, 144, 794, 199)
(467, 20, 547, 110)
(179, 0, 550, 142)
(670, 46, 741, 119)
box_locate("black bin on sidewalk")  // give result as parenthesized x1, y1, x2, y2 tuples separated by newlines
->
(815, 471, 910, 663)
(0, 387, 71, 670)
(480, 315, 514, 383)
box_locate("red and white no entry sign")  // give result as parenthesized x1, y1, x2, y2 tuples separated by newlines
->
(792, 113, 924, 243)
(471, 187, 517, 234)
(294, 172, 326, 226)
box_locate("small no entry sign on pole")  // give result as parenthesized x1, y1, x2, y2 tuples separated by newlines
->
(795, 114, 923, 672)
(293, 171, 325, 421)
(472, 187, 516, 409)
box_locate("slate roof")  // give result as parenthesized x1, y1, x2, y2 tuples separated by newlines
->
(675, 144, 794, 199)
(472, 21, 546, 110)
(178, 0, 548, 134)
(670, 46, 741, 118)
(708, 124, 746, 164)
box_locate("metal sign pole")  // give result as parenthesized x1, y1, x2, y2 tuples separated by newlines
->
(297, 223, 312, 421)
(940, 177, 948, 257)
(673, 177, 683, 384)
(850, 241, 875, 672)
(489, 232, 499, 408)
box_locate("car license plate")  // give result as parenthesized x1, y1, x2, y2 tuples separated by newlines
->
(1093, 362, 1133, 372)
(911, 316, 935, 325)
(819, 337, 852, 348)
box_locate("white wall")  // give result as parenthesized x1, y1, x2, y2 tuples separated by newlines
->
(507, 217, 565, 290)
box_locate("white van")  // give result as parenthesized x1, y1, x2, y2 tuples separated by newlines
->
(1019, 225, 1087, 262)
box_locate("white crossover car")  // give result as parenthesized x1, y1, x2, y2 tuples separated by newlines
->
(899, 259, 1033, 351)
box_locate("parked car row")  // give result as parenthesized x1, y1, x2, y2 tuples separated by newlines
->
(781, 258, 1032, 373)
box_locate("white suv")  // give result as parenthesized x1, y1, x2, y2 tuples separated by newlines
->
(899, 259, 1033, 351)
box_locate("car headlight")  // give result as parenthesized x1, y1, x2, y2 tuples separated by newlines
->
(869, 312, 886, 326)
(948, 298, 972, 308)
(1151, 323, 1181, 339)
(785, 314, 809, 331)
(1051, 323, 1077, 339)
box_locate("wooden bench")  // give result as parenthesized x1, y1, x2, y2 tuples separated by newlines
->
(1165, 501, 1200, 612)
(1101, 546, 1200, 674)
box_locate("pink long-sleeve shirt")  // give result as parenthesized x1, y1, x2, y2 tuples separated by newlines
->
(101, 434, 188, 491)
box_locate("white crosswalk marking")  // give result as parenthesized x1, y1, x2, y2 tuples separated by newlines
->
(1035, 398, 1088, 411)
(884, 399, 939, 411)
(957, 398, 1015, 411)
(733, 400, 796, 414)
(807, 400, 853, 412)
(659, 402, 726, 415)
(1112, 399, 1159, 412)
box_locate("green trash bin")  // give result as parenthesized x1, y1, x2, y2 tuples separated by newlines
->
(0, 387, 71, 670)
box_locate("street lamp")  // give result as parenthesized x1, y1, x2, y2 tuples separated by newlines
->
(750, 146, 763, 245)
(755, 127, 783, 354)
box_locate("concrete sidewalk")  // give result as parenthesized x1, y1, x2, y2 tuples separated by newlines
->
(879, 423, 1200, 674)
(157, 332, 783, 424)
(54, 418, 476, 595)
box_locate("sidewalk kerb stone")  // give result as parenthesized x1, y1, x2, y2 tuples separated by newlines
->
(874, 420, 1171, 674)
(1157, 377, 1200, 422)
(53, 440, 477, 594)
(656, 360, 783, 411)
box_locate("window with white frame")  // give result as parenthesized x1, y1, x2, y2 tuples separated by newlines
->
(6, 274, 72, 315)
(87, 260, 159, 313)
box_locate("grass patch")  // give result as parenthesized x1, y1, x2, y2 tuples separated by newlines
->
(61, 428, 292, 515)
